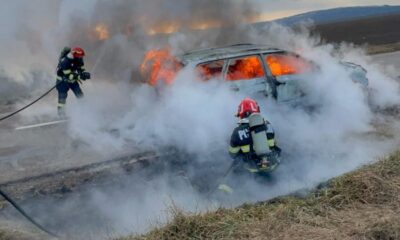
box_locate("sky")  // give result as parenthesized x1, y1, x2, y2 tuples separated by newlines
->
(254, 0, 400, 21)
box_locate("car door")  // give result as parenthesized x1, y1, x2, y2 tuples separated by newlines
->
(263, 53, 313, 103)
(222, 55, 268, 95)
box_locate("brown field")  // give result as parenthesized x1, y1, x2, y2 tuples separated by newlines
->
(314, 13, 400, 54)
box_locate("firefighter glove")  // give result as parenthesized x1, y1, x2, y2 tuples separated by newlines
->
(80, 72, 91, 81)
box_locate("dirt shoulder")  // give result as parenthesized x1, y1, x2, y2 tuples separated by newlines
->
(122, 151, 400, 240)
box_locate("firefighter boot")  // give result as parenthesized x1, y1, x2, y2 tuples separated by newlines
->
(57, 104, 66, 119)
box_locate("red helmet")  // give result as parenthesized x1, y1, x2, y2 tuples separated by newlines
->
(236, 98, 260, 118)
(71, 47, 85, 58)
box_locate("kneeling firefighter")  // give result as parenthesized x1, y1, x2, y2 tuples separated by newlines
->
(228, 98, 281, 175)
(56, 47, 91, 117)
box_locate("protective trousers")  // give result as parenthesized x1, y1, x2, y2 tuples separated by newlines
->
(56, 80, 83, 117)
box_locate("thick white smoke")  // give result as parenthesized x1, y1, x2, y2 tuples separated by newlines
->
(0, 1, 59, 104)
(55, 22, 400, 239)
(1, 1, 400, 239)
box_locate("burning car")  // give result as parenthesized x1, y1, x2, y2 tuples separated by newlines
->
(140, 43, 368, 103)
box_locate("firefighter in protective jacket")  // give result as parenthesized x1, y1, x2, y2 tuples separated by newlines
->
(229, 98, 281, 173)
(56, 47, 91, 117)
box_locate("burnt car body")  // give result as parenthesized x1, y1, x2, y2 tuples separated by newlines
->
(142, 43, 368, 103)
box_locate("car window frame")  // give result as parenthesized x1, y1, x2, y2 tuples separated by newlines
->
(262, 52, 314, 78)
(260, 52, 283, 98)
(222, 54, 267, 81)
(195, 59, 227, 81)
(262, 51, 313, 102)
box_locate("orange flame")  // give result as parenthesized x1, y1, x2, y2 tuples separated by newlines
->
(266, 55, 311, 76)
(146, 22, 180, 36)
(197, 65, 213, 80)
(140, 48, 182, 86)
(196, 61, 224, 81)
(226, 56, 264, 81)
(144, 19, 222, 35)
(94, 23, 109, 40)
(189, 19, 222, 30)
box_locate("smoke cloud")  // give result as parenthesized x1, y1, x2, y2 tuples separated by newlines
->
(1, 1, 400, 239)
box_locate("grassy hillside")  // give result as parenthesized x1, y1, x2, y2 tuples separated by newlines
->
(121, 151, 400, 240)
(314, 13, 400, 47)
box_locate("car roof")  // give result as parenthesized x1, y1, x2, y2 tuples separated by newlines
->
(178, 43, 285, 65)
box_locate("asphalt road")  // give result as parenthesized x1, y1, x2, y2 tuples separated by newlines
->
(0, 99, 139, 184)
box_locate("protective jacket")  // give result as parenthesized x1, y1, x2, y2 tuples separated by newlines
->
(56, 54, 85, 83)
(229, 118, 278, 164)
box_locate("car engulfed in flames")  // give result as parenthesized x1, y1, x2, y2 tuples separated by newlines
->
(140, 48, 183, 87)
(140, 43, 368, 103)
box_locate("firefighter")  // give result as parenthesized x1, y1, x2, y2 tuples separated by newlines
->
(228, 98, 281, 174)
(56, 46, 91, 117)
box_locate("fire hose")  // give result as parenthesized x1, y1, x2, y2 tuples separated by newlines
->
(0, 84, 58, 122)
(0, 48, 103, 237)
(0, 72, 91, 123)
(0, 189, 59, 238)
(0, 84, 61, 237)
(206, 160, 237, 198)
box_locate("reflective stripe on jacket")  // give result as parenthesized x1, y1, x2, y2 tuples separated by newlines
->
(229, 118, 276, 159)
(56, 56, 85, 82)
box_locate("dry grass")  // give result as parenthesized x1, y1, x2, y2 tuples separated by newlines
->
(120, 151, 400, 240)
(0, 232, 8, 240)
(363, 215, 400, 240)
(0, 231, 35, 240)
